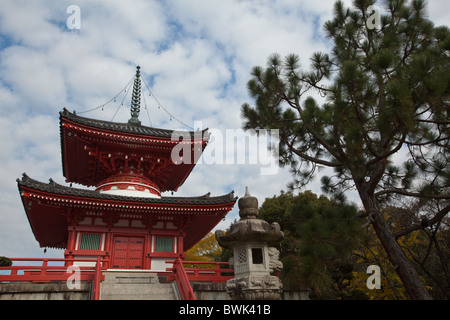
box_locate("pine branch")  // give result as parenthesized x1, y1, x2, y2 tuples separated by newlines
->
(394, 203, 450, 239)
(375, 188, 450, 200)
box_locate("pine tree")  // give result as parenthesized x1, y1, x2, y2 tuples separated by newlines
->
(241, 0, 449, 299)
(259, 190, 365, 298)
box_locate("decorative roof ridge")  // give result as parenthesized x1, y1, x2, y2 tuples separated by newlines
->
(60, 108, 209, 138)
(18, 173, 237, 205)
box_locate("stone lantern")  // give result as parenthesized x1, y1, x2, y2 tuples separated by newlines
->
(215, 187, 284, 300)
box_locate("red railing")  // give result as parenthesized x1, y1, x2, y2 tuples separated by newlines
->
(1, 257, 234, 301)
(166, 260, 234, 300)
(0, 256, 107, 300)
(182, 261, 234, 282)
(166, 258, 196, 300)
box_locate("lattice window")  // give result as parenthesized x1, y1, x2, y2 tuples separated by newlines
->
(79, 233, 101, 250)
(155, 237, 173, 252)
(237, 248, 247, 264)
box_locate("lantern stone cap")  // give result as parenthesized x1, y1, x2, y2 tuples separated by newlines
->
(215, 187, 284, 248)
(238, 186, 259, 219)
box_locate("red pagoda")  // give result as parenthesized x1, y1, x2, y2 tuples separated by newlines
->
(17, 66, 237, 272)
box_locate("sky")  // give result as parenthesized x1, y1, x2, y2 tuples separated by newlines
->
(0, 0, 448, 260)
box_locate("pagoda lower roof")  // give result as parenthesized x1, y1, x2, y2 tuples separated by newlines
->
(17, 174, 236, 250)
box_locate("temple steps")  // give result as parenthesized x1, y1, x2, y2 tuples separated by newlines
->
(100, 272, 178, 300)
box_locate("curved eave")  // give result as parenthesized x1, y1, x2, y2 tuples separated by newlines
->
(60, 109, 209, 191)
(17, 174, 236, 250)
(60, 108, 210, 143)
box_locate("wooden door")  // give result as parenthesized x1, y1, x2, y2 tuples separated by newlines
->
(128, 237, 144, 269)
(112, 237, 128, 269)
(112, 237, 144, 269)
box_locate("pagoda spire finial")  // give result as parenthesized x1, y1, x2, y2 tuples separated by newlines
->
(128, 65, 142, 125)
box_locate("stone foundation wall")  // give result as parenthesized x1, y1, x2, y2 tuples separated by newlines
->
(0, 281, 309, 300)
(191, 282, 309, 300)
(0, 282, 91, 300)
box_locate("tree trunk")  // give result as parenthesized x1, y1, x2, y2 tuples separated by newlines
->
(359, 192, 432, 300)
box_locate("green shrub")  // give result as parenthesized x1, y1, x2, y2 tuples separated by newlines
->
(0, 256, 12, 267)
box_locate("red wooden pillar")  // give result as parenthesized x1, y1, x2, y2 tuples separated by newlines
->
(177, 232, 184, 257)
(104, 231, 112, 269)
(67, 228, 77, 251)
(143, 234, 152, 269)
(65, 227, 77, 266)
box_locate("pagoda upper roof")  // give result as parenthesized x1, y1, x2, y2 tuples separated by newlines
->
(61, 108, 206, 139)
(60, 109, 209, 190)
(17, 174, 237, 250)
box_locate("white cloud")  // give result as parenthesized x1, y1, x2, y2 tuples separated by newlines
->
(0, 0, 448, 259)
